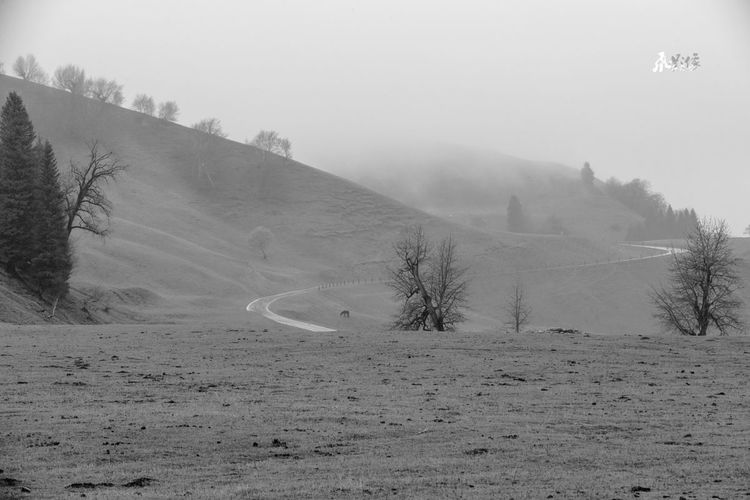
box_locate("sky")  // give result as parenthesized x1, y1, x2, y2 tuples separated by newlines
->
(1, 0, 749, 233)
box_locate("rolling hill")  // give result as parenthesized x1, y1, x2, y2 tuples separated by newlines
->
(2, 74, 745, 334)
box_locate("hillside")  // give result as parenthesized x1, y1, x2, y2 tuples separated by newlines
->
(3, 74, 741, 334)
(323, 142, 643, 241)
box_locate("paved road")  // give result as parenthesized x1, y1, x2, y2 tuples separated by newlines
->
(246, 244, 683, 332)
(246, 288, 336, 332)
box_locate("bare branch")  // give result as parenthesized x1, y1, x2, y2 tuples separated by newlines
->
(65, 141, 128, 237)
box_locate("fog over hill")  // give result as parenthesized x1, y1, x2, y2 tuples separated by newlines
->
(2, 74, 747, 333)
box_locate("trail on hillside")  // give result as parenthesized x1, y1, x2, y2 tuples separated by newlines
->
(246, 244, 683, 332)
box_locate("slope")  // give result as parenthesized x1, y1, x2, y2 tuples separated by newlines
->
(0, 74, 696, 333)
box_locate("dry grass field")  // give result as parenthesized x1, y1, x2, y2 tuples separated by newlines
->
(2, 324, 748, 499)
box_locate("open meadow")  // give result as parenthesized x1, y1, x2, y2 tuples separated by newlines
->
(1, 324, 748, 499)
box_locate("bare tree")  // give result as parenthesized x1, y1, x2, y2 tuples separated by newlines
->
(158, 101, 179, 121)
(87, 78, 124, 105)
(190, 118, 227, 187)
(250, 130, 281, 160)
(279, 138, 292, 162)
(132, 94, 155, 115)
(192, 118, 227, 138)
(53, 64, 89, 95)
(745, 224, 750, 237)
(64, 141, 128, 237)
(505, 279, 532, 333)
(248, 226, 274, 259)
(0, 62, 4, 75)
(652, 218, 744, 336)
(388, 225, 468, 331)
(12, 54, 48, 84)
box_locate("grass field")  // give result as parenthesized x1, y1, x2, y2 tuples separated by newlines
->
(1, 324, 748, 499)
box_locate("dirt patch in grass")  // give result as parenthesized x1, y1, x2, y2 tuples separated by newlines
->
(0, 324, 748, 498)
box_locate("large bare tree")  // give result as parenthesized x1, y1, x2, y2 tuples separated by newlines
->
(12, 54, 48, 84)
(388, 225, 468, 331)
(64, 141, 128, 237)
(652, 218, 745, 336)
(505, 279, 532, 333)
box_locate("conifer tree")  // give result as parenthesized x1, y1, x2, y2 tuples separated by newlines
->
(30, 141, 72, 304)
(507, 195, 527, 232)
(0, 92, 38, 274)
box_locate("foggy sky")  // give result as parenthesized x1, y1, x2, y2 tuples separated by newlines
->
(1, 0, 748, 233)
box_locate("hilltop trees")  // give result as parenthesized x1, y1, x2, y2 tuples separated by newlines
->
(605, 177, 697, 240)
(158, 101, 179, 121)
(87, 77, 124, 105)
(249, 130, 292, 163)
(190, 118, 227, 187)
(0, 92, 72, 308)
(65, 141, 128, 237)
(53, 64, 89, 95)
(132, 94, 155, 115)
(652, 218, 744, 336)
(388, 225, 469, 331)
(12, 54, 48, 84)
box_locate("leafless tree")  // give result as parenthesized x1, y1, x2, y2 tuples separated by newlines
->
(279, 138, 292, 162)
(388, 225, 468, 331)
(505, 279, 532, 333)
(745, 224, 750, 237)
(250, 130, 281, 160)
(190, 118, 227, 187)
(192, 118, 227, 138)
(132, 94, 155, 115)
(652, 218, 745, 336)
(12, 54, 48, 84)
(0, 62, 4, 75)
(158, 101, 179, 121)
(87, 78, 124, 105)
(53, 64, 89, 95)
(248, 226, 274, 259)
(64, 141, 128, 237)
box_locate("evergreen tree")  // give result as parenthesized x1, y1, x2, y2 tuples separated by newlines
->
(0, 92, 38, 274)
(580, 161, 595, 188)
(29, 141, 72, 301)
(507, 195, 527, 232)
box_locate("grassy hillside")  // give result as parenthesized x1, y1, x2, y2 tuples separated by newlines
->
(3, 74, 744, 334)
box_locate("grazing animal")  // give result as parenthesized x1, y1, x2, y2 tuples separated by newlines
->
(339, 310, 350, 319)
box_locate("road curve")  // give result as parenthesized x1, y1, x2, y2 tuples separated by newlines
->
(247, 244, 683, 331)
(246, 287, 336, 332)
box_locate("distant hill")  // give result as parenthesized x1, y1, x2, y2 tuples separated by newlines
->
(322, 142, 643, 241)
(5, 74, 740, 334)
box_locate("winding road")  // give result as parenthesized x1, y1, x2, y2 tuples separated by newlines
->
(246, 244, 682, 332)
(246, 287, 336, 332)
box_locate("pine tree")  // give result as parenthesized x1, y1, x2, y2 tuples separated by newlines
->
(581, 161, 595, 188)
(0, 92, 38, 274)
(507, 195, 527, 232)
(29, 141, 72, 303)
